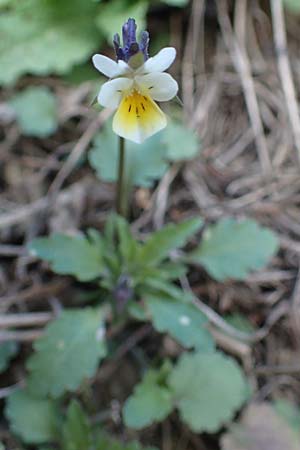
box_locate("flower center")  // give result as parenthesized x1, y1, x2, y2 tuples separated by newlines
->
(123, 89, 148, 118)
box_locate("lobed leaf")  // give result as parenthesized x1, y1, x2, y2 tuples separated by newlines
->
(146, 295, 215, 351)
(163, 122, 201, 161)
(123, 367, 173, 429)
(0, 0, 101, 85)
(138, 217, 203, 266)
(27, 308, 107, 398)
(89, 125, 168, 189)
(10, 86, 58, 137)
(168, 351, 249, 433)
(29, 232, 103, 281)
(5, 389, 60, 444)
(89, 121, 200, 189)
(189, 218, 279, 281)
(62, 400, 92, 450)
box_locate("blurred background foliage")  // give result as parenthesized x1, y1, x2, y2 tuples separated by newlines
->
(0, 0, 188, 85)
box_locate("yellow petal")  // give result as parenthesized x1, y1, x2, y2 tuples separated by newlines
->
(112, 90, 167, 144)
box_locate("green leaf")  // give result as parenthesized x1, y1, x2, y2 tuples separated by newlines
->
(27, 308, 107, 398)
(123, 366, 173, 429)
(0, 0, 101, 85)
(0, 341, 18, 373)
(138, 217, 203, 266)
(5, 388, 60, 444)
(157, 261, 188, 280)
(146, 296, 215, 351)
(163, 122, 201, 161)
(89, 120, 200, 188)
(62, 400, 92, 450)
(29, 232, 103, 281)
(283, 0, 300, 14)
(141, 277, 191, 300)
(96, 1, 148, 41)
(0, 0, 13, 7)
(115, 215, 139, 267)
(10, 87, 58, 137)
(189, 218, 279, 281)
(168, 351, 248, 433)
(89, 123, 168, 188)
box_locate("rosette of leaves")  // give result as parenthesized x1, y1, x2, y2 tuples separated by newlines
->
(28, 215, 279, 352)
(29, 214, 203, 305)
(29, 215, 217, 351)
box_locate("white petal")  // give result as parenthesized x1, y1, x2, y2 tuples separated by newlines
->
(135, 72, 178, 102)
(92, 54, 130, 78)
(98, 78, 133, 109)
(141, 47, 176, 73)
(112, 90, 167, 144)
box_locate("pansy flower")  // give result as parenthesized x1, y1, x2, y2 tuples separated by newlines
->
(92, 18, 178, 144)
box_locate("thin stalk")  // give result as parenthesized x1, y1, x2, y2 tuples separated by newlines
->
(116, 136, 127, 217)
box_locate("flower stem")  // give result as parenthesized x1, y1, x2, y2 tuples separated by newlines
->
(116, 136, 127, 217)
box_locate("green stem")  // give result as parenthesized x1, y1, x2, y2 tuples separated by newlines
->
(116, 136, 127, 217)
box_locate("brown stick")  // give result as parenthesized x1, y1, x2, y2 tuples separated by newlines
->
(0, 329, 44, 342)
(217, 0, 272, 175)
(0, 280, 69, 310)
(271, 0, 300, 163)
(0, 312, 53, 329)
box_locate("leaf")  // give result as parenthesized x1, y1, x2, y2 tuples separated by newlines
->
(89, 123, 168, 188)
(141, 277, 192, 301)
(123, 366, 173, 429)
(163, 122, 201, 161)
(0, 0, 101, 85)
(138, 217, 203, 266)
(29, 232, 103, 281)
(10, 87, 58, 137)
(0, 341, 18, 373)
(189, 218, 279, 281)
(89, 119, 200, 188)
(221, 403, 300, 450)
(96, 0, 148, 41)
(156, 261, 188, 280)
(168, 351, 248, 433)
(27, 308, 107, 398)
(146, 295, 215, 351)
(115, 215, 140, 267)
(62, 400, 92, 450)
(283, 0, 300, 14)
(5, 388, 60, 444)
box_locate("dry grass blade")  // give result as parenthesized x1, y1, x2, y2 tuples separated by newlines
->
(216, 0, 272, 175)
(271, 0, 300, 164)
